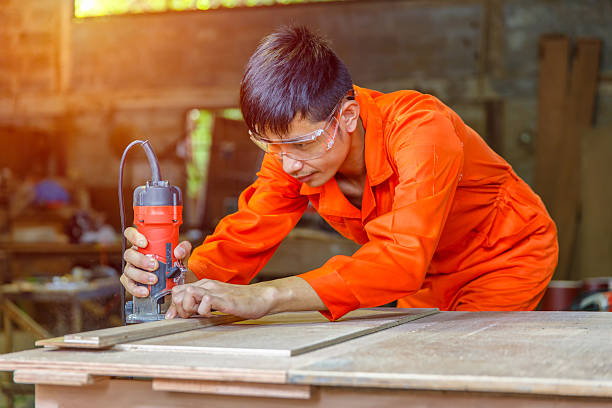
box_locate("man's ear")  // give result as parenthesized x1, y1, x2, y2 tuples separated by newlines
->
(341, 100, 360, 133)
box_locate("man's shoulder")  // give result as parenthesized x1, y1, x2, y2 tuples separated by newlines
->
(379, 90, 447, 118)
(356, 86, 448, 123)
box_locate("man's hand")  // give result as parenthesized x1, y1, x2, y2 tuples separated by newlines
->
(166, 279, 277, 320)
(165, 276, 328, 320)
(119, 226, 193, 297)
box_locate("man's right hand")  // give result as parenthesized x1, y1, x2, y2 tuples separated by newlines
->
(119, 227, 192, 297)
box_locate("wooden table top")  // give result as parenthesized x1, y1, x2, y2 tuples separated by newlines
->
(0, 310, 610, 399)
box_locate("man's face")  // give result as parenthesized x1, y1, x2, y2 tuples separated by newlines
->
(271, 114, 351, 187)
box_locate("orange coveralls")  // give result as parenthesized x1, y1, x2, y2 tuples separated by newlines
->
(189, 86, 559, 320)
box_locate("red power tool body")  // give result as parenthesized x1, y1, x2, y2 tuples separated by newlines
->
(133, 191, 183, 297)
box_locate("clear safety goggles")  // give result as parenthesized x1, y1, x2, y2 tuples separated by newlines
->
(249, 93, 353, 161)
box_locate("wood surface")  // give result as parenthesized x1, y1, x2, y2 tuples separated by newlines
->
(36, 313, 243, 348)
(152, 379, 311, 399)
(13, 369, 106, 387)
(34, 377, 612, 408)
(115, 308, 439, 356)
(288, 312, 612, 398)
(1, 311, 612, 399)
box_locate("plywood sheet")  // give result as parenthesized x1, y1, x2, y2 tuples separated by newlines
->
(1, 311, 612, 398)
(0, 309, 437, 385)
(0, 348, 289, 384)
(289, 311, 612, 398)
(116, 308, 439, 356)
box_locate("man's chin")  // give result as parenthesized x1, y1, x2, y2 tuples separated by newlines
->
(304, 174, 332, 188)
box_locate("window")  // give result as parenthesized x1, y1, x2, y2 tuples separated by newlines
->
(75, 0, 345, 18)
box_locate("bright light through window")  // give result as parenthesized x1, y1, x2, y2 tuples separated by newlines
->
(74, 0, 345, 18)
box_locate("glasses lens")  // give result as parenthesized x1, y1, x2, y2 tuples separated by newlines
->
(249, 115, 339, 161)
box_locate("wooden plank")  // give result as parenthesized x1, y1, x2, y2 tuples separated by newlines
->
(35, 379, 612, 408)
(535, 34, 570, 221)
(571, 39, 602, 127)
(36, 313, 243, 349)
(552, 38, 601, 279)
(152, 379, 311, 399)
(288, 312, 612, 398)
(115, 309, 439, 357)
(14, 369, 107, 387)
(2, 312, 612, 398)
(579, 126, 612, 278)
(0, 349, 289, 384)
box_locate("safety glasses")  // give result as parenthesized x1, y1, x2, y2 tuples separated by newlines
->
(249, 96, 348, 162)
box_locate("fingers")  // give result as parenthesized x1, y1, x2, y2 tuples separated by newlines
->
(171, 285, 204, 319)
(124, 247, 158, 272)
(124, 227, 147, 248)
(196, 294, 215, 317)
(174, 241, 192, 262)
(123, 263, 157, 286)
(120, 273, 149, 297)
(197, 294, 231, 317)
(166, 279, 233, 319)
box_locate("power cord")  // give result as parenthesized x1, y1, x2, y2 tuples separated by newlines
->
(118, 140, 146, 325)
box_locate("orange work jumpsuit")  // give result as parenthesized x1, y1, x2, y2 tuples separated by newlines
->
(189, 86, 559, 321)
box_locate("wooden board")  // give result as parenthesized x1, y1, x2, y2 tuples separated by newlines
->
(1, 311, 612, 398)
(34, 378, 612, 408)
(535, 35, 570, 220)
(552, 38, 601, 279)
(114, 308, 439, 356)
(288, 312, 612, 398)
(0, 349, 289, 384)
(152, 379, 312, 399)
(13, 369, 107, 386)
(579, 126, 612, 278)
(36, 313, 244, 349)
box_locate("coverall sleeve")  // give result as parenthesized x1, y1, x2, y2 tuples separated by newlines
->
(188, 154, 309, 284)
(298, 111, 465, 320)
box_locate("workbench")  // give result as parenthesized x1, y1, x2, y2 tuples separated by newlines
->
(0, 309, 610, 407)
(1, 277, 121, 353)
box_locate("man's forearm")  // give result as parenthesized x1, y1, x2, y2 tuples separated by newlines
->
(255, 276, 327, 314)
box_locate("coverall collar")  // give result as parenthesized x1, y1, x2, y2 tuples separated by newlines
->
(300, 85, 394, 197)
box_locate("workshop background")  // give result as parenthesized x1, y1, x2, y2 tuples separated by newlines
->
(0, 0, 610, 405)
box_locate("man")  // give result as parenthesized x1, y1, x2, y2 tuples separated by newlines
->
(121, 26, 558, 321)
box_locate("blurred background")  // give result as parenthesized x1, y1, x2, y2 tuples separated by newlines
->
(0, 0, 610, 404)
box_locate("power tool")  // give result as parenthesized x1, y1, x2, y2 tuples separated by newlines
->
(118, 140, 186, 324)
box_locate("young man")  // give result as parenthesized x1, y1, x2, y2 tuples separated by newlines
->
(121, 26, 558, 321)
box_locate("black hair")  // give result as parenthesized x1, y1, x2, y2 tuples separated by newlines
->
(240, 25, 353, 137)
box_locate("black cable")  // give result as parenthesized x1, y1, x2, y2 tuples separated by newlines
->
(118, 140, 146, 325)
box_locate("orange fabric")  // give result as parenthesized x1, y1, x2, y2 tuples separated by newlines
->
(188, 86, 558, 320)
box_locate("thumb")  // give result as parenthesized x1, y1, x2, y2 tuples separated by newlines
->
(165, 305, 178, 319)
(174, 241, 192, 262)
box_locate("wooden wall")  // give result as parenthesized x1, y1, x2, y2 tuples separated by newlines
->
(0, 0, 611, 278)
